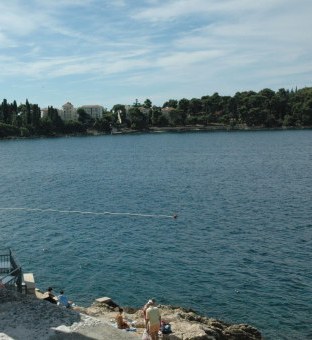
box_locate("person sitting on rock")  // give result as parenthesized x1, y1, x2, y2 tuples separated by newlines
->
(57, 290, 73, 308)
(43, 287, 57, 304)
(115, 308, 130, 329)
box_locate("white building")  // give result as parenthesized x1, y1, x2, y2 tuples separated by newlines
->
(42, 103, 105, 122)
(59, 102, 78, 121)
(79, 105, 104, 119)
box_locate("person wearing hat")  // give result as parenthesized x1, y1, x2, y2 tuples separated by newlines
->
(143, 299, 153, 321)
(145, 299, 161, 340)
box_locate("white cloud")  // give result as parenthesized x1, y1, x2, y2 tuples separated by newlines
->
(0, 0, 311, 108)
(133, 0, 286, 23)
(155, 50, 225, 69)
(0, 32, 16, 47)
(0, 4, 39, 36)
(110, 0, 126, 7)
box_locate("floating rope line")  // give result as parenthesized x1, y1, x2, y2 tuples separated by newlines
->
(0, 207, 176, 219)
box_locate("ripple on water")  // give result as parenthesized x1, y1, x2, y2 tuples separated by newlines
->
(0, 131, 311, 339)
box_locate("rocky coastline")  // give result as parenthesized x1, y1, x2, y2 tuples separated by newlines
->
(1, 124, 311, 141)
(0, 288, 262, 340)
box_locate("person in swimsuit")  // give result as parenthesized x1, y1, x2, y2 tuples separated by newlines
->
(115, 308, 129, 329)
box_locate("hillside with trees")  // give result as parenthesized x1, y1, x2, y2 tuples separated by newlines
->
(1, 87, 311, 138)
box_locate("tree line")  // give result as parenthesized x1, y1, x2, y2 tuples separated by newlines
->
(1, 87, 311, 138)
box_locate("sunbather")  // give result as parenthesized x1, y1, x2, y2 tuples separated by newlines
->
(115, 308, 130, 329)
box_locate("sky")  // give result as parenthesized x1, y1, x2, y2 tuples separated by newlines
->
(0, 0, 311, 110)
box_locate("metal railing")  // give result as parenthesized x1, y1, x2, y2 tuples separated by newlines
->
(0, 248, 23, 292)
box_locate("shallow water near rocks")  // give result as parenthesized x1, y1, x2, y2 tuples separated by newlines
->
(0, 130, 311, 339)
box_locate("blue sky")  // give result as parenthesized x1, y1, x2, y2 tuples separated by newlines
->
(0, 0, 311, 110)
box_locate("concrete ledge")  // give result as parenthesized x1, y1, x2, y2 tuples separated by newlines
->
(95, 297, 119, 308)
(96, 297, 112, 304)
(23, 273, 35, 294)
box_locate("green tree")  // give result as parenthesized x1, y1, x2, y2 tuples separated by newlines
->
(189, 98, 202, 114)
(25, 99, 31, 125)
(283, 114, 296, 126)
(17, 104, 26, 127)
(62, 121, 86, 134)
(151, 106, 162, 126)
(128, 107, 148, 130)
(178, 98, 190, 114)
(1, 99, 9, 123)
(133, 99, 141, 107)
(42, 106, 64, 133)
(157, 113, 169, 127)
(10, 100, 18, 126)
(271, 88, 290, 122)
(167, 109, 185, 126)
(163, 99, 178, 109)
(228, 97, 238, 121)
(201, 93, 223, 116)
(77, 108, 93, 126)
(302, 98, 312, 125)
(93, 117, 112, 132)
(143, 98, 152, 109)
(31, 104, 41, 129)
(0, 122, 21, 137)
(259, 88, 275, 101)
(39, 116, 54, 135)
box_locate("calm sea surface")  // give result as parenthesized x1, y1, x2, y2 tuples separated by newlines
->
(0, 130, 311, 339)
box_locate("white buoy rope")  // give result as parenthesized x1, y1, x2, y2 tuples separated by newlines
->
(0, 207, 177, 219)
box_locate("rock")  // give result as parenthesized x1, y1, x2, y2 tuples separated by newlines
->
(202, 326, 224, 339)
(223, 324, 262, 340)
(0, 290, 263, 340)
(0, 290, 137, 340)
(78, 301, 263, 340)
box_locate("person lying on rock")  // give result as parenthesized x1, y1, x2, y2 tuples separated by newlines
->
(115, 308, 130, 329)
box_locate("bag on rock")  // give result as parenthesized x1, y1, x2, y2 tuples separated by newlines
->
(161, 322, 172, 334)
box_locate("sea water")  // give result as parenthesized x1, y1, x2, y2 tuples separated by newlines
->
(0, 130, 311, 339)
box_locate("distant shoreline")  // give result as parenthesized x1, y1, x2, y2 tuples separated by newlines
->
(143, 125, 311, 133)
(104, 124, 312, 136)
(1, 124, 311, 140)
